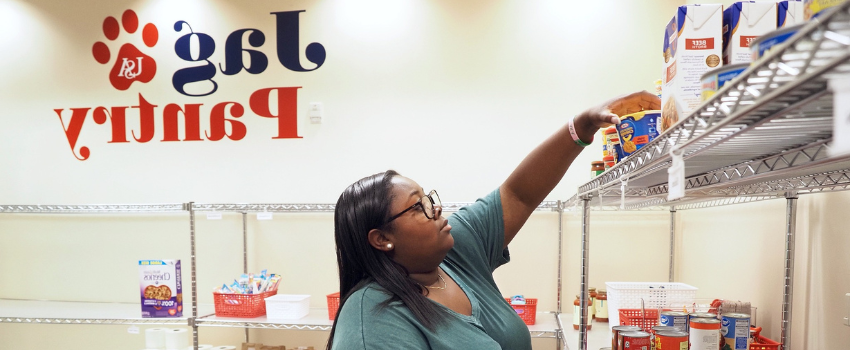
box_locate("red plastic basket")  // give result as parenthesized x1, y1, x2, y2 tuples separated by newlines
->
(618, 308, 661, 330)
(327, 292, 341, 320)
(213, 290, 277, 318)
(749, 327, 781, 350)
(504, 298, 537, 325)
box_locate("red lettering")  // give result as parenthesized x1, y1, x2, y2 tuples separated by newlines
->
(740, 36, 757, 48)
(132, 94, 157, 143)
(250, 87, 302, 139)
(207, 102, 246, 141)
(666, 61, 677, 83)
(54, 108, 91, 160)
(686, 37, 714, 50)
(93, 106, 130, 143)
(162, 103, 203, 142)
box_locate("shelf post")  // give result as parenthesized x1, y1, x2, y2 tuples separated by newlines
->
(669, 206, 676, 282)
(189, 202, 199, 350)
(781, 192, 797, 350)
(579, 197, 591, 350)
(242, 212, 249, 343)
(556, 200, 563, 350)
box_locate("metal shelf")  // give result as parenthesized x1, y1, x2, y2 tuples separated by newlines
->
(576, 3, 850, 209)
(195, 309, 560, 339)
(0, 299, 211, 326)
(0, 204, 187, 213)
(190, 201, 561, 213)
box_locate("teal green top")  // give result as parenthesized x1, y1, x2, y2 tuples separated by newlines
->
(330, 189, 532, 350)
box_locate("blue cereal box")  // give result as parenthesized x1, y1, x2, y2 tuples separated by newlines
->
(139, 259, 183, 318)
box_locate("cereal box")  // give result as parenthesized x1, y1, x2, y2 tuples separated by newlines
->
(779, 1, 805, 27)
(139, 259, 183, 318)
(661, 4, 724, 132)
(724, 2, 778, 64)
(804, 0, 846, 20)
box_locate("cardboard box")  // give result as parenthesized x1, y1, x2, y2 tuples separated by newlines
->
(724, 2, 779, 64)
(779, 1, 805, 27)
(661, 4, 724, 131)
(139, 260, 183, 318)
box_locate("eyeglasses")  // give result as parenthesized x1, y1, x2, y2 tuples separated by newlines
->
(381, 190, 441, 227)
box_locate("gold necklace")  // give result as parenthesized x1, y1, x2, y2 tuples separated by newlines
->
(426, 273, 447, 290)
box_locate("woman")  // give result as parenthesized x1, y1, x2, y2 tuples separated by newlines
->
(328, 91, 660, 350)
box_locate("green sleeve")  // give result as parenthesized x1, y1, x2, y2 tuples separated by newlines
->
(331, 287, 430, 350)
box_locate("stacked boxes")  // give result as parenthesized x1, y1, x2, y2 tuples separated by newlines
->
(779, 0, 806, 27)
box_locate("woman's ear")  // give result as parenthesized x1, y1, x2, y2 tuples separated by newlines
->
(368, 228, 395, 252)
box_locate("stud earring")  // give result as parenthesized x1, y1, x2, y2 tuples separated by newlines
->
(386, 243, 393, 249)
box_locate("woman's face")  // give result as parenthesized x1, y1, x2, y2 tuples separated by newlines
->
(384, 176, 454, 273)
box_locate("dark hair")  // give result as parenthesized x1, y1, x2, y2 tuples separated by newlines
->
(326, 170, 447, 349)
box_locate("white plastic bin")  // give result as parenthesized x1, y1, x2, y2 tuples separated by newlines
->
(265, 294, 310, 320)
(605, 282, 697, 331)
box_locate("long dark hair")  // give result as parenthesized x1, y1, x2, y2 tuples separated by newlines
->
(326, 170, 447, 349)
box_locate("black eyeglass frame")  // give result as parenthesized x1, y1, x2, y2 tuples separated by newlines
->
(380, 190, 441, 227)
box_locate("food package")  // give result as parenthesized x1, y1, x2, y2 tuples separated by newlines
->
(723, 1, 779, 64)
(779, 1, 805, 27)
(661, 4, 724, 132)
(139, 260, 182, 318)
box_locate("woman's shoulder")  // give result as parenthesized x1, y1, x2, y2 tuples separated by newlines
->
(338, 284, 407, 319)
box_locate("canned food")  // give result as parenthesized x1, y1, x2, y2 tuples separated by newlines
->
(805, 0, 845, 20)
(616, 110, 661, 157)
(612, 326, 642, 350)
(722, 313, 752, 350)
(700, 63, 749, 101)
(649, 326, 679, 350)
(654, 330, 688, 350)
(689, 312, 717, 320)
(690, 318, 721, 350)
(659, 311, 689, 331)
(749, 24, 804, 61)
(620, 331, 652, 350)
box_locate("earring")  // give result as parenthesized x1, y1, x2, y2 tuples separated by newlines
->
(386, 243, 393, 249)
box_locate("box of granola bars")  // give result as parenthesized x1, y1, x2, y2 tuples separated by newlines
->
(139, 259, 183, 318)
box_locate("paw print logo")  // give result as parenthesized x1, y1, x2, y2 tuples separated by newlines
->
(91, 10, 158, 91)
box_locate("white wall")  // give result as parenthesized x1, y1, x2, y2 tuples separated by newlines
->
(3, 0, 848, 349)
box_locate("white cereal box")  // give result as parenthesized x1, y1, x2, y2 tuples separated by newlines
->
(724, 2, 779, 64)
(661, 4, 724, 132)
(139, 259, 183, 318)
(779, 1, 805, 27)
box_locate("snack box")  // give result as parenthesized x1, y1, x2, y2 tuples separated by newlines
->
(723, 1, 778, 64)
(139, 259, 183, 318)
(804, 0, 846, 20)
(661, 4, 724, 132)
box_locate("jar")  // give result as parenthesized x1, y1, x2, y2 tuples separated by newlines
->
(603, 155, 615, 170)
(591, 161, 604, 178)
(596, 289, 608, 322)
(589, 287, 598, 319)
(572, 295, 593, 330)
(604, 127, 619, 161)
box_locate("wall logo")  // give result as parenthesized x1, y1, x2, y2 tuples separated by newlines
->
(92, 10, 158, 91)
(55, 9, 326, 161)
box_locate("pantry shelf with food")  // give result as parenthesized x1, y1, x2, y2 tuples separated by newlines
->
(570, 3, 850, 350)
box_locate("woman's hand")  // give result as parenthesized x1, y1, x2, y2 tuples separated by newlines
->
(574, 91, 661, 143)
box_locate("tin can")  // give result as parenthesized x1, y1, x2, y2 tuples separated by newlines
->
(620, 331, 652, 350)
(659, 311, 689, 332)
(617, 110, 661, 157)
(700, 63, 749, 101)
(649, 326, 679, 350)
(690, 318, 721, 350)
(722, 313, 751, 350)
(749, 24, 804, 61)
(655, 330, 688, 350)
(612, 326, 642, 350)
(689, 312, 717, 320)
(804, 0, 845, 20)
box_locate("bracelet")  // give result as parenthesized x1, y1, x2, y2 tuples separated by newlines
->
(568, 117, 592, 147)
